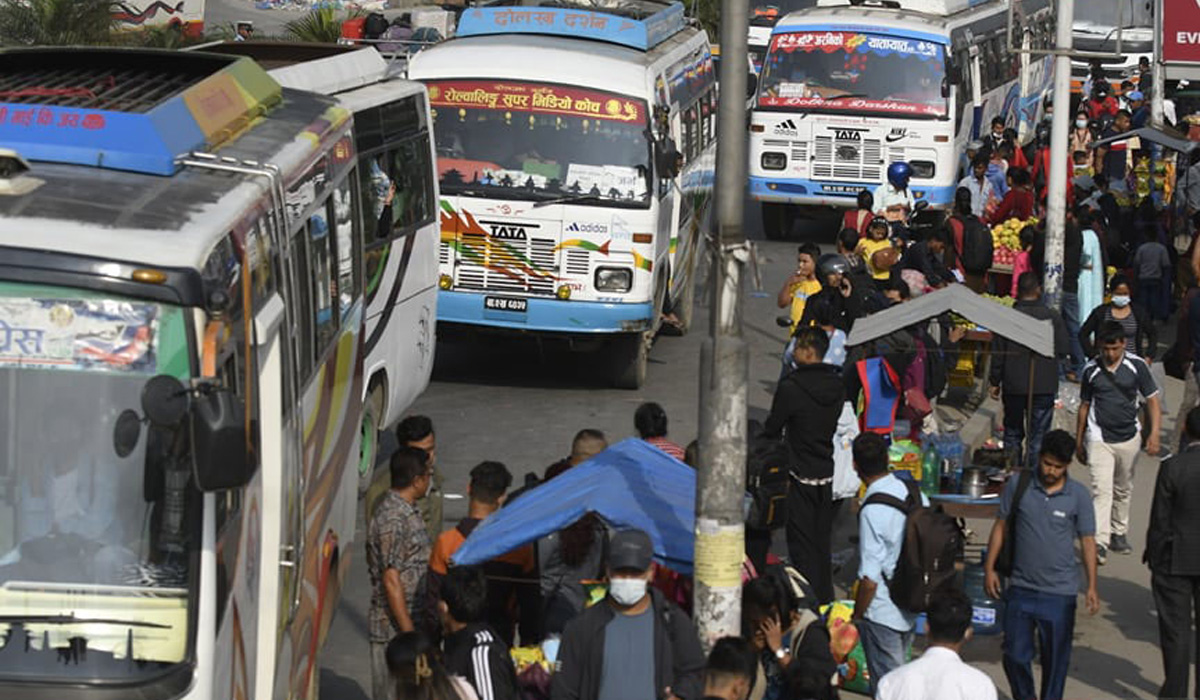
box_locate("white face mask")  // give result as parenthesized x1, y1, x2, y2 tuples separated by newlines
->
(1076, 119, 1088, 129)
(1112, 294, 1131, 308)
(608, 576, 648, 606)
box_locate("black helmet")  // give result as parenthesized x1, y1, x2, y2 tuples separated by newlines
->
(817, 253, 849, 279)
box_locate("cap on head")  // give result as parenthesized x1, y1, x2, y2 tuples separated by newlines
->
(1128, 90, 1144, 101)
(608, 529, 654, 571)
(869, 215, 889, 230)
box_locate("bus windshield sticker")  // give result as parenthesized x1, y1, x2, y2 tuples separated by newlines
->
(0, 298, 158, 374)
(564, 164, 647, 200)
(777, 82, 807, 98)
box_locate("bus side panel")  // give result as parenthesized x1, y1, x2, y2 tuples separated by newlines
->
(276, 302, 366, 699)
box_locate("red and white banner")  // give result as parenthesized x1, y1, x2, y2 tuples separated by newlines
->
(1163, 0, 1200, 64)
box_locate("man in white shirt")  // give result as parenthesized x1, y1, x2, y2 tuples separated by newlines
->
(957, 155, 993, 218)
(877, 586, 997, 700)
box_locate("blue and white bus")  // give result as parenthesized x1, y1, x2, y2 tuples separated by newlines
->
(748, 0, 1054, 238)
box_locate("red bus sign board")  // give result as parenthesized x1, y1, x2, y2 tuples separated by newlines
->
(1163, 0, 1200, 65)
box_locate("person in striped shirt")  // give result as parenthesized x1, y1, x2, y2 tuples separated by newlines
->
(439, 565, 520, 700)
(636, 402, 687, 461)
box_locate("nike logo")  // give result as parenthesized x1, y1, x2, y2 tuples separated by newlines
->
(885, 132, 906, 143)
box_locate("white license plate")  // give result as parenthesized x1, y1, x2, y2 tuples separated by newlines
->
(484, 296, 528, 312)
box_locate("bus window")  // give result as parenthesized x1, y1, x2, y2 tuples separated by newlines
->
(308, 206, 338, 353)
(332, 178, 359, 320)
(393, 137, 435, 229)
(291, 228, 314, 376)
(683, 106, 698, 160)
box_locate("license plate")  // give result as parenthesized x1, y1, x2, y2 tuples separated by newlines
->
(484, 296, 528, 312)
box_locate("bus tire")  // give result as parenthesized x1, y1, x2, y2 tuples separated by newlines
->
(358, 380, 385, 499)
(609, 330, 650, 389)
(762, 202, 790, 240)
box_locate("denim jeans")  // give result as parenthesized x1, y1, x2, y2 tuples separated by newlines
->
(1002, 586, 1077, 700)
(1137, 278, 1168, 321)
(1002, 393, 1056, 468)
(857, 617, 913, 697)
(1060, 291, 1084, 375)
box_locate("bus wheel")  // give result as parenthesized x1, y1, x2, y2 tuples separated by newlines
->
(762, 202, 790, 240)
(610, 331, 650, 389)
(358, 382, 384, 498)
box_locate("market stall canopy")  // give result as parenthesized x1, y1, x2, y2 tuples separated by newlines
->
(846, 285, 1054, 357)
(1090, 126, 1196, 155)
(451, 438, 696, 573)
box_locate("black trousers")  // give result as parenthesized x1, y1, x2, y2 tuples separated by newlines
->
(786, 481, 834, 605)
(1154, 570, 1200, 699)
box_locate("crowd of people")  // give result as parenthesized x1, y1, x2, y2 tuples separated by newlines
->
(358, 75, 1200, 700)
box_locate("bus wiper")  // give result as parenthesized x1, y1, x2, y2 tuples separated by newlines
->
(822, 93, 868, 101)
(532, 192, 609, 208)
(0, 614, 171, 629)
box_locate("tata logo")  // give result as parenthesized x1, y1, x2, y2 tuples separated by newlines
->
(834, 129, 862, 141)
(489, 225, 527, 240)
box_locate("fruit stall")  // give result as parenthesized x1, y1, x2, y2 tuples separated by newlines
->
(988, 216, 1038, 293)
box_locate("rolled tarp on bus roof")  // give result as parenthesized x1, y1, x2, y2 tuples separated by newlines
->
(846, 284, 1054, 358)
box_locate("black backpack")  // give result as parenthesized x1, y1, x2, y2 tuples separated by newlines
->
(746, 424, 791, 530)
(864, 479, 963, 613)
(364, 12, 389, 39)
(956, 216, 993, 275)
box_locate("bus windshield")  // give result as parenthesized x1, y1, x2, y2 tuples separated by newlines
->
(0, 282, 194, 683)
(427, 79, 652, 207)
(757, 30, 948, 118)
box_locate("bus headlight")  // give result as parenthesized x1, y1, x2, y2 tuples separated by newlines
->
(556, 285, 572, 300)
(595, 267, 633, 293)
(761, 152, 787, 170)
(910, 160, 936, 179)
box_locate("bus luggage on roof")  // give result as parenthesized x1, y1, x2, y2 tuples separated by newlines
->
(456, 0, 687, 51)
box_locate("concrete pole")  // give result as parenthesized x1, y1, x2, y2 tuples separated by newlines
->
(1042, 0, 1075, 311)
(694, 0, 749, 651)
(1151, 0, 1165, 127)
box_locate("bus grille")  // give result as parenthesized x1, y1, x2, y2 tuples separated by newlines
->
(565, 249, 590, 276)
(454, 235, 558, 295)
(811, 135, 883, 182)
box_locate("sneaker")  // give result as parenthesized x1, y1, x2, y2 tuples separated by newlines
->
(1110, 534, 1133, 554)
(1097, 545, 1108, 565)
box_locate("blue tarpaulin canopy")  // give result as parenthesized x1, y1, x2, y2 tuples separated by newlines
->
(451, 438, 697, 574)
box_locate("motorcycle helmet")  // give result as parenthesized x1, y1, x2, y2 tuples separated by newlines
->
(887, 161, 913, 189)
(817, 253, 849, 280)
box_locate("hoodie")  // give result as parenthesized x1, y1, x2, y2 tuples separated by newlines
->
(764, 363, 846, 480)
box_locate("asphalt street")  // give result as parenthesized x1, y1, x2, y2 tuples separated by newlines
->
(320, 203, 1180, 700)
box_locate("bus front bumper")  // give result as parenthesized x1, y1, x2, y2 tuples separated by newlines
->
(437, 290, 655, 334)
(748, 177, 957, 209)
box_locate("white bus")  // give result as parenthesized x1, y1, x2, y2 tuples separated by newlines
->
(204, 42, 440, 490)
(0, 48, 367, 699)
(407, 0, 716, 388)
(1071, 0, 1153, 97)
(748, 0, 1054, 238)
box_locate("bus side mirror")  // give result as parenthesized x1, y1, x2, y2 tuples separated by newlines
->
(655, 140, 682, 179)
(747, 72, 758, 100)
(941, 77, 951, 98)
(947, 63, 963, 84)
(191, 386, 255, 491)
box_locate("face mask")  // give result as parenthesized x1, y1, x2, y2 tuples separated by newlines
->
(1076, 119, 1088, 129)
(1112, 294, 1131, 307)
(608, 577, 648, 606)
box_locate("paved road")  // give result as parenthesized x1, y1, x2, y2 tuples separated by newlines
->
(319, 201, 1179, 700)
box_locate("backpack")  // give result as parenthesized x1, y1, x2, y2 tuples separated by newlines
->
(746, 424, 791, 530)
(363, 12, 389, 39)
(955, 216, 993, 274)
(863, 479, 963, 613)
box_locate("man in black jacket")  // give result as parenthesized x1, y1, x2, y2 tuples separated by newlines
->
(764, 327, 846, 604)
(439, 565, 520, 700)
(1146, 406, 1200, 699)
(989, 272, 1069, 468)
(551, 529, 705, 700)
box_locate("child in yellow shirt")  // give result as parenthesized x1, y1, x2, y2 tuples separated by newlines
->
(777, 241, 823, 331)
(856, 216, 897, 282)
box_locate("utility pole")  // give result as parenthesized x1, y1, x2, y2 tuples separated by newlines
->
(1151, 0, 1165, 127)
(694, 0, 749, 651)
(1041, 0, 1074, 311)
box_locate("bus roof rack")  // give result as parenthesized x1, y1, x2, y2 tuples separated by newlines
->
(456, 0, 688, 51)
(0, 48, 282, 176)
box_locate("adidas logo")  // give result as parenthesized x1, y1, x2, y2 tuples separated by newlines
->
(778, 119, 797, 130)
(567, 223, 579, 232)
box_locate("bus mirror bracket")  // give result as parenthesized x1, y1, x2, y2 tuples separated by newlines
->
(142, 374, 189, 427)
(191, 384, 256, 492)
